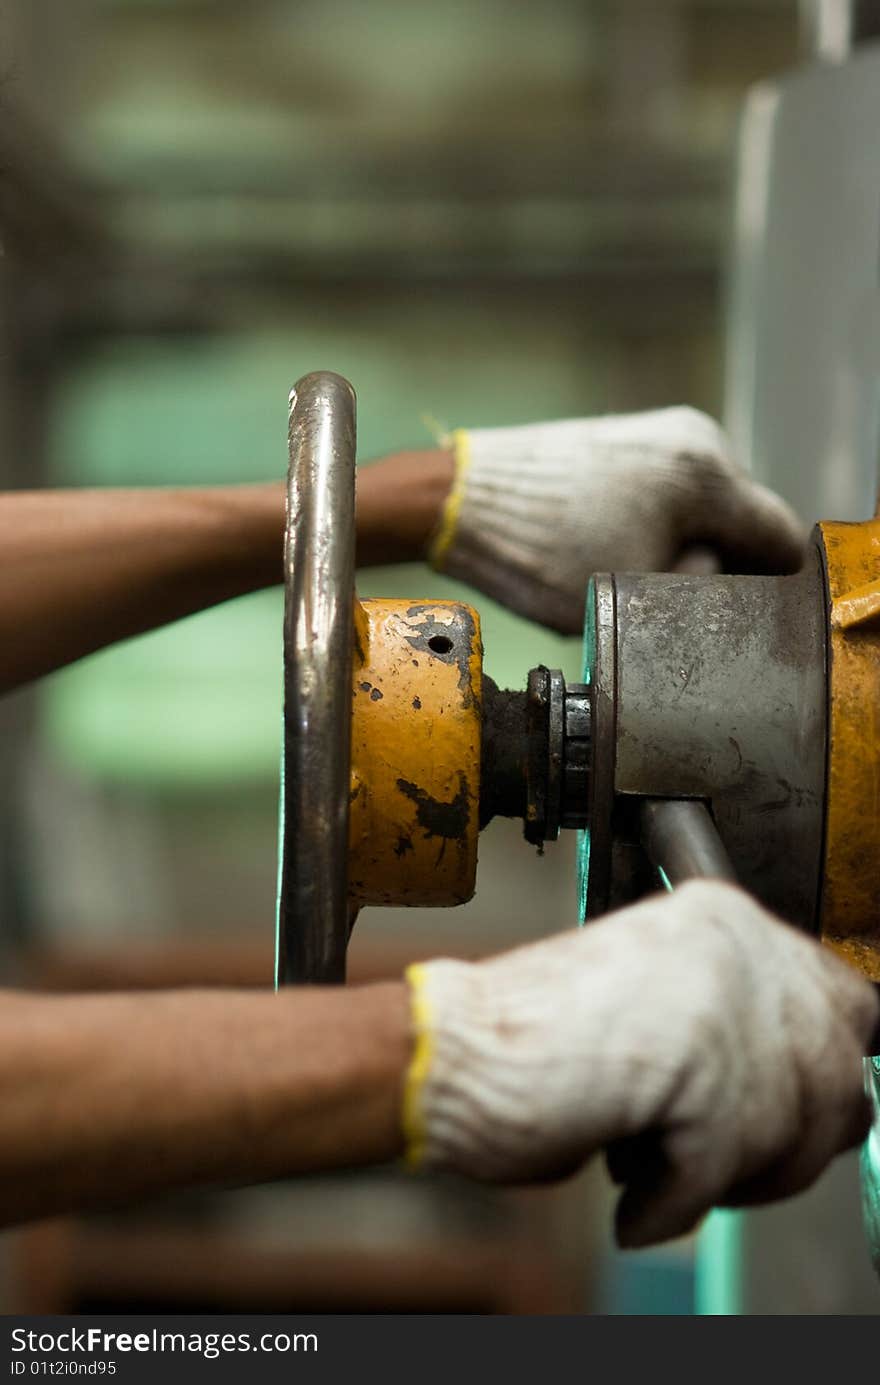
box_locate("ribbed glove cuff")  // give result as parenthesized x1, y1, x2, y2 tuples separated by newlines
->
(402, 959, 534, 1180)
(430, 425, 571, 570)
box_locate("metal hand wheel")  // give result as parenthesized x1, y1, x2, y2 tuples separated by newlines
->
(275, 371, 484, 987)
(276, 372, 357, 986)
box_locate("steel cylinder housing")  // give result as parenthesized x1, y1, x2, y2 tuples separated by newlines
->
(580, 548, 828, 930)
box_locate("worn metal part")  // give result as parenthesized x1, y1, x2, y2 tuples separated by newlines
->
(482, 668, 591, 845)
(561, 685, 591, 830)
(817, 517, 880, 978)
(524, 668, 559, 845)
(581, 553, 828, 930)
(349, 599, 483, 907)
(277, 368, 483, 965)
(278, 371, 357, 985)
(579, 575, 618, 920)
(480, 678, 527, 827)
(640, 798, 738, 888)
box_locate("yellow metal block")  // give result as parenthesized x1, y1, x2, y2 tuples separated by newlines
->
(818, 518, 880, 978)
(348, 598, 483, 907)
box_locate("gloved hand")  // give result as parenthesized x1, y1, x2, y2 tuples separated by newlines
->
(430, 408, 805, 634)
(402, 882, 878, 1247)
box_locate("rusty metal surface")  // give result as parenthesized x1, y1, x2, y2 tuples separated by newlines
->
(818, 517, 880, 978)
(524, 668, 563, 846)
(481, 673, 590, 843)
(348, 599, 482, 907)
(479, 679, 527, 827)
(278, 372, 357, 985)
(583, 555, 827, 929)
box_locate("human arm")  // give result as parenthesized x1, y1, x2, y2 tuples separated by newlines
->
(0, 883, 874, 1238)
(0, 981, 409, 1227)
(0, 404, 804, 688)
(0, 450, 453, 695)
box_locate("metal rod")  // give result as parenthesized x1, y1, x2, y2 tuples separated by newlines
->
(277, 372, 357, 985)
(640, 798, 738, 888)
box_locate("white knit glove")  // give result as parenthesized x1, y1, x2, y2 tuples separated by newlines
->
(402, 882, 877, 1248)
(431, 408, 805, 634)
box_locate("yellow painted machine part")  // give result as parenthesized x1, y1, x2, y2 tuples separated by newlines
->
(349, 598, 482, 907)
(819, 518, 880, 978)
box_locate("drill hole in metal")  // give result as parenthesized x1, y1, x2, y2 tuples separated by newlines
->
(429, 635, 453, 655)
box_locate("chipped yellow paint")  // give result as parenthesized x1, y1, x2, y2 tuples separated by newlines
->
(818, 518, 880, 979)
(348, 598, 482, 907)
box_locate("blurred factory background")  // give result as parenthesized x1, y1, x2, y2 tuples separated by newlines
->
(0, 0, 877, 1314)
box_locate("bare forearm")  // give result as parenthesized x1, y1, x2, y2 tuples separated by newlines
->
(0, 984, 410, 1226)
(0, 451, 452, 693)
(356, 449, 453, 566)
(0, 485, 284, 693)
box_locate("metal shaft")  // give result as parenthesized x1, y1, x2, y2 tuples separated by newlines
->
(278, 372, 357, 985)
(479, 671, 590, 842)
(640, 798, 738, 888)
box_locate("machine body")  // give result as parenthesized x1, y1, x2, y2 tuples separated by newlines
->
(578, 556, 827, 932)
(278, 372, 880, 1000)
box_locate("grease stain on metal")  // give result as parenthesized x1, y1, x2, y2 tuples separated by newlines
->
(403, 604, 480, 707)
(396, 772, 470, 842)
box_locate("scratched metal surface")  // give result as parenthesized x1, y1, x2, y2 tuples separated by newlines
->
(585, 555, 826, 931)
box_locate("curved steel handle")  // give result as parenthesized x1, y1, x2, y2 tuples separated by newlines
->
(277, 372, 357, 985)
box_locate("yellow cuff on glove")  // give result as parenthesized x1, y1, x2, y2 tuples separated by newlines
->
(429, 429, 471, 571)
(401, 963, 435, 1169)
